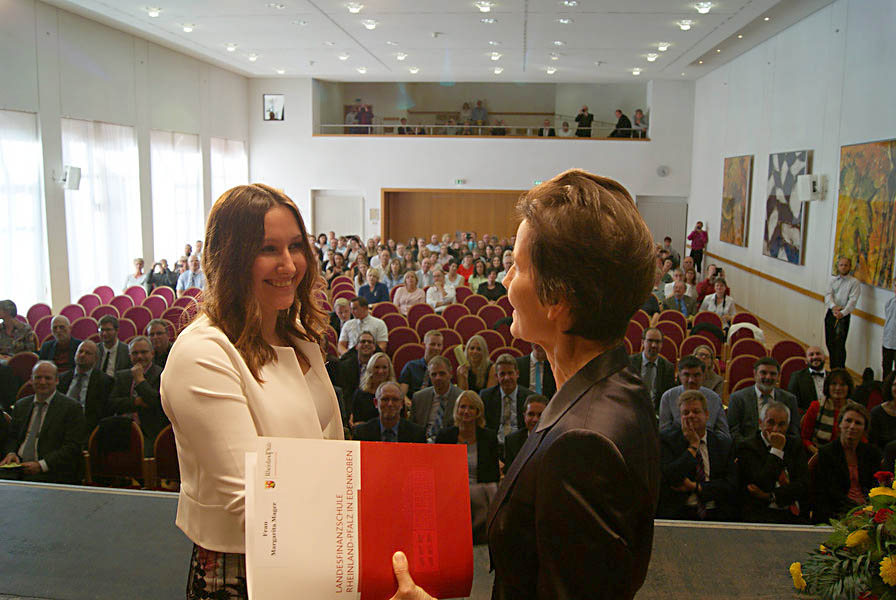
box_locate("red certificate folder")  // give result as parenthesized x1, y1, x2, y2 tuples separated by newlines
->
(245, 438, 473, 600)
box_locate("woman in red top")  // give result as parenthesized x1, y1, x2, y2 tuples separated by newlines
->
(801, 369, 854, 454)
(456, 253, 475, 284)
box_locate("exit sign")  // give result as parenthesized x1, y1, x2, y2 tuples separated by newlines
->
(533, 180, 543, 185)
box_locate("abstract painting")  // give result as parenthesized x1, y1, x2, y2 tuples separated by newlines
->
(720, 155, 753, 246)
(763, 150, 812, 264)
(833, 139, 896, 288)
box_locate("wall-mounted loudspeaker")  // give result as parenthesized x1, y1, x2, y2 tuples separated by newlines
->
(63, 166, 81, 190)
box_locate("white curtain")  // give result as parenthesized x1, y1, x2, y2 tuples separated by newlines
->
(210, 137, 248, 203)
(0, 109, 48, 310)
(61, 118, 142, 300)
(150, 130, 204, 264)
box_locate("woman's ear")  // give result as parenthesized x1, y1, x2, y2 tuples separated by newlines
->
(546, 300, 572, 332)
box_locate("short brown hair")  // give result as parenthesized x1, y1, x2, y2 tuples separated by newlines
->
(203, 184, 326, 382)
(516, 169, 654, 343)
(839, 401, 870, 432)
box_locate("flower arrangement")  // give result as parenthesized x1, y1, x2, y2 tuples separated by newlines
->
(791, 471, 896, 600)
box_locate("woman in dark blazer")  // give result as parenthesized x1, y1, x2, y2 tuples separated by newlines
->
(814, 401, 882, 524)
(434, 391, 499, 484)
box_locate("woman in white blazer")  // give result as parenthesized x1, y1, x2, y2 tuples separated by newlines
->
(161, 184, 343, 599)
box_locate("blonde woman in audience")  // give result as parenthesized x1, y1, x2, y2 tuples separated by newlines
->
(456, 334, 497, 394)
(468, 259, 488, 291)
(358, 267, 389, 304)
(445, 261, 465, 288)
(699, 278, 736, 326)
(426, 268, 456, 313)
(393, 271, 425, 316)
(351, 351, 396, 426)
(435, 390, 500, 485)
(693, 344, 724, 397)
(124, 257, 147, 291)
(382, 258, 406, 291)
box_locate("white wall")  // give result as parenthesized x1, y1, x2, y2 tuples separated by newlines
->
(688, 0, 896, 373)
(0, 0, 249, 308)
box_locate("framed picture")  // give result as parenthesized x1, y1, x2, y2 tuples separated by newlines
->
(263, 94, 285, 121)
(719, 155, 754, 247)
(763, 150, 812, 264)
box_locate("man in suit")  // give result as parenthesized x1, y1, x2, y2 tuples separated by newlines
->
(57, 340, 113, 435)
(399, 330, 443, 399)
(659, 355, 730, 440)
(109, 336, 165, 457)
(736, 401, 809, 523)
(482, 353, 534, 445)
(609, 108, 633, 138)
(352, 382, 426, 443)
(788, 345, 827, 413)
(658, 389, 736, 520)
(334, 330, 378, 399)
(536, 119, 555, 137)
(97, 315, 132, 378)
(38, 315, 82, 373)
(503, 395, 548, 469)
(662, 280, 697, 318)
(727, 356, 800, 446)
(146, 319, 172, 370)
(1, 361, 85, 484)
(515, 344, 556, 398)
(410, 356, 461, 443)
(629, 327, 676, 413)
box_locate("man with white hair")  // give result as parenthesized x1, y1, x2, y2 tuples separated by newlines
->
(110, 336, 165, 456)
(175, 254, 205, 297)
(38, 315, 82, 373)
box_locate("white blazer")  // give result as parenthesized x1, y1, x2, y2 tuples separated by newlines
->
(161, 315, 344, 553)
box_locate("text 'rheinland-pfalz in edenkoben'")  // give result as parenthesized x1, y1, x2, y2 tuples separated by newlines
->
(335, 449, 356, 594)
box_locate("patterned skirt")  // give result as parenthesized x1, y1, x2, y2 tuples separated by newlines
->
(186, 544, 248, 599)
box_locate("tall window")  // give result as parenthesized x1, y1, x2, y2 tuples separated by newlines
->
(0, 110, 48, 310)
(150, 130, 203, 263)
(210, 137, 248, 202)
(61, 118, 142, 300)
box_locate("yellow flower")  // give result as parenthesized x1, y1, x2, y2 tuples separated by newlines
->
(789, 562, 807, 591)
(882, 556, 896, 586)
(819, 544, 828, 553)
(846, 529, 871, 549)
(870, 487, 896, 498)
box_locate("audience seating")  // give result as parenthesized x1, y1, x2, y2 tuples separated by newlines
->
(331, 275, 353, 287)
(727, 355, 757, 391)
(161, 319, 177, 342)
(730, 378, 755, 394)
(331, 282, 355, 295)
(679, 335, 710, 358)
(415, 314, 448, 338)
(109, 295, 135, 314)
(659, 337, 678, 364)
(779, 356, 807, 390)
(730, 338, 767, 360)
(7, 352, 39, 381)
(624, 337, 633, 355)
(172, 296, 196, 310)
(625, 321, 643, 354)
(657, 310, 688, 333)
(162, 307, 187, 329)
(26, 303, 52, 327)
(438, 328, 463, 348)
(728, 326, 754, 345)
(333, 289, 355, 303)
(630, 309, 650, 330)
(149, 286, 175, 306)
(656, 321, 685, 349)
(90, 304, 120, 320)
(692, 311, 723, 329)
(693, 329, 723, 358)
(85, 420, 149, 487)
(407, 303, 435, 328)
(152, 425, 180, 490)
(477, 304, 506, 329)
(17, 381, 34, 400)
(732, 312, 759, 326)
(511, 337, 532, 356)
(454, 286, 473, 303)
(496, 295, 512, 316)
(391, 343, 424, 377)
(441, 304, 470, 328)
(77, 293, 102, 314)
(117, 318, 138, 341)
(324, 326, 337, 347)
(59, 303, 86, 322)
(371, 302, 399, 318)
(455, 315, 488, 343)
(123, 306, 152, 334)
(462, 294, 489, 315)
(494, 320, 513, 346)
(33, 314, 53, 344)
(490, 346, 521, 361)
(92, 285, 115, 304)
(141, 295, 168, 318)
(389, 286, 400, 302)
(479, 330, 505, 352)
(124, 285, 147, 304)
(441, 344, 461, 378)
(387, 327, 420, 357)
(181, 288, 202, 299)
(771, 340, 805, 364)
(70, 316, 98, 341)
(382, 313, 409, 331)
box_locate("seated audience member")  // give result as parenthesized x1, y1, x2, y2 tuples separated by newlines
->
(609, 109, 633, 138)
(695, 264, 717, 303)
(58, 340, 112, 434)
(490, 120, 507, 136)
(699, 278, 736, 327)
(350, 353, 395, 426)
(557, 121, 574, 137)
(444, 118, 460, 135)
(436, 391, 500, 484)
(110, 336, 165, 457)
(445, 261, 465, 288)
(471, 100, 488, 124)
(456, 334, 497, 394)
(727, 357, 800, 446)
(496, 254, 513, 282)
(869, 371, 896, 451)
(663, 269, 692, 302)
(658, 390, 736, 521)
(503, 395, 547, 469)
(39, 316, 82, 373)
(324, 252, 349, 283)
(814, 402, 881, 524)
(457, 254, 476, 283)
(787, 345, 827, 413)
(329, 298, 352, 337)
(515, 344, 556, 398)
(358, 267, 390, 304)
(481, 353, 533, 445)
(801, 368, 854, 455)
(629, 327, 676, 414)
(426, 268, 456, 313)
(353, 260, 369, 291)
(426, 234, 441, 253)
(477, 267, 508, 301)
(335, 331, 378, 401)
(659, 258, 674, 283)
(146, 259, 179, 292)
(0, 361, 86, 484)
(416, 257, 436, 288)
(467, 259, 489, 291)
(684, 268, 699, 299)
(693, 344, 724, 397)
(124, 257, 147, 291)
(411, 356, 462, 443)
(537, 119, 555, 137)
(393, 270, 425, 316)
(351, 381, 425, 442)
(574, 106, 593, 137)
(96, 315, 132, 378)
(146, 319, 172, 370)
(175, 255, 205, 297)
(399, 330, 443, 398)
(662, 281, 697, 318)
(183, 243, 193, 260)
(682, 255, 696, 277)
(0, 300, 36, 358)
(382, 258, 406, 291)
(854, 368, 883, 409)
(633, 109, 649, 139)
(736, 401, 809, 524)
(661, 236, 681, 268)
(337, 297, 388, 355)
(659, 355, 730, 440)
(435, 244, 453, 268)
(642, 274, 663, 315)
(323, 248, 337, 271)
(397, 117, 411, 135)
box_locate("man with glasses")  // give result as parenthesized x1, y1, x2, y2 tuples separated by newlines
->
(629, 328, 675, 414)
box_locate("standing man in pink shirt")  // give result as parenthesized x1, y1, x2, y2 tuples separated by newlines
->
(688, 221, 709, 274)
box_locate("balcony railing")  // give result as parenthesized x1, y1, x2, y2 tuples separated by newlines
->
(318, 123, 648, 139)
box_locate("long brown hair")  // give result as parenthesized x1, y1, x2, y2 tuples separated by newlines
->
(202, 183, 327, 382)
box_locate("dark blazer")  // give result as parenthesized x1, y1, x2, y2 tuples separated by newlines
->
(814, 440, 883, 524)
(98, 341, 132, 374)
(38, 338, 83, 372)
(661, 295, 697, 317)
(57, 368, 113, 435)
(537, 128, 556, 137)
(410, 384, 462, 431)
(726, 386, 800, 446)
(658, 426, 737, 521)
(487, 345, 659, 600)
(4, 392, 85, 484)
(110, 364, 165, 456)
(788, 367, 824, 413)
(736, 432, 809, 523)
(482, 385, 533, 434)
(334, 349, 364, 399)
(503, 427, 528, 468)
(515, 356, 557, 398)
(436, 426, 500, 483)
(352, 417, 426, 443)
(329, 312, 349, 337)
(351, 389, 377, 425)
(629, 353, 676, 413)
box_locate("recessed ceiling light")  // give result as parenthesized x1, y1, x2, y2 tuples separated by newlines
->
(678, 20, 693, 30)
(481, 17, 497, 23)
(266, 2, 286, 9)
(546, 67, 557, 74)
(396, 52, 408, 60)
(248, 53, 258, 62)
(557, 18, 573, 24)
(225, 43, 238, 52)
(475, 1, 494, 12)
(490, 51, 502, 60)
(323, 41, 336, 46)
(386, 41, 398, 46)
(553, 40, 565, 46)
(146, 7, 161, 18)
(182, 24, 194, 33)
(275, 68, 286, 74)
(409, 66, 420, 74)
(292, 19, 307, 25)
(695, 2, 712, 14)
(698, 60, 703, 64)
(764, 16, 770, 21)
(561, 0, 577, 5)
(737, 34, 743, 38)
(488, 40, 501, 45)
(681, 72, 686, 76)
(346, 2, 364, 13)
(356, 66, 367, 74)
(361, 19, 378, 29)
(657, 42, 670, 51)
(632, 68, 641, 76)
(646, 53, 658, 62)
(716, 48, 721, 53)
(549, 52, 559, 60)
(493, 66, 503, 74)
(338, 53, 350, 60)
